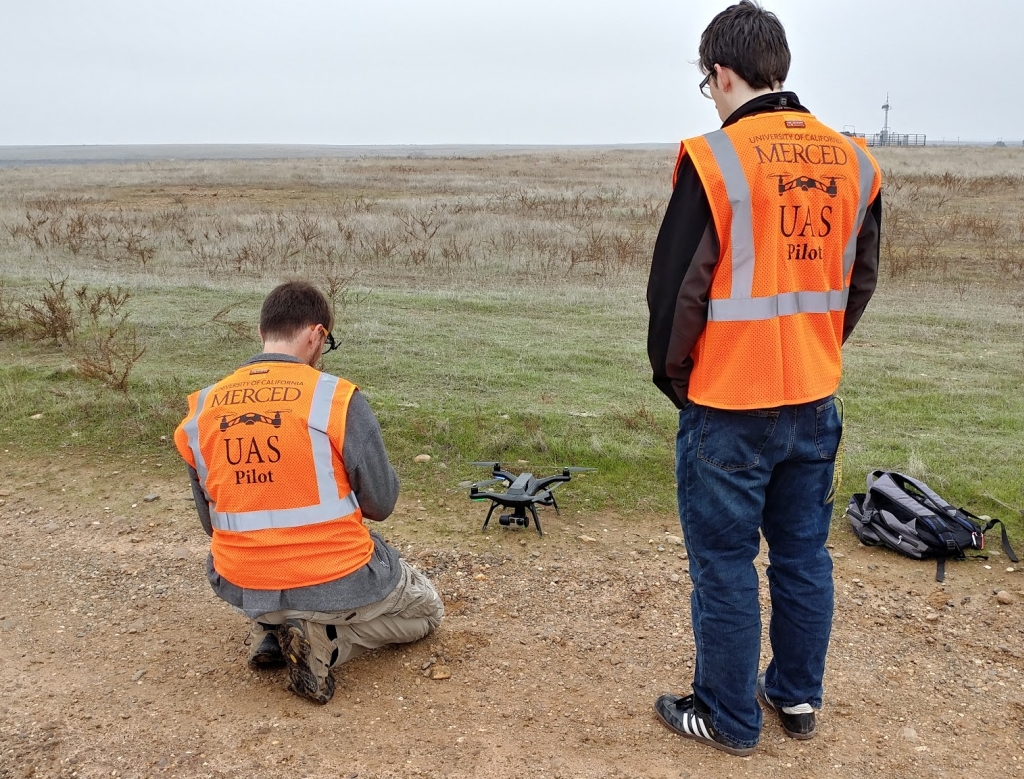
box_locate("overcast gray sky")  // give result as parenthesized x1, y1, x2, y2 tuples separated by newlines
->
(2, 0, 1021, 146)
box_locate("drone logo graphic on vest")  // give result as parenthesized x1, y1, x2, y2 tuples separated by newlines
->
(772, 175, 843, 197)
(466, 462, 596, 537)
(218, 411, 285, 432)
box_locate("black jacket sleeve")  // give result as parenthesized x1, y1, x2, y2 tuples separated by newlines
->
(843, 192, 882, 342)
(647, 155, 719, 408)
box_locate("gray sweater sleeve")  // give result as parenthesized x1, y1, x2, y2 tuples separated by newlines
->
(341, 390, 400, 521)
(187, 465, 214, 537)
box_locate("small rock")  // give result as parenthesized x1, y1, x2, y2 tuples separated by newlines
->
(30, 413, 44, 420)
(473, 573, 487, 581)
(995, 591, 1014, 605)
(925, 613, 940, 621)
(143, 494, 159, 503)
(0, 618, 16, 632)
(131, 670, 147, 682)
(413, 454, 431, 463)
(430, 666, 452, 680)
(665, 535, 684, 546)
(900, 726, 918, 741)
(172, 547, 191, 560)
(0, 489, 11, 497)
(42, 522, 59, 533)
(670, 574, 680, 583)
(437, 498, 446, 507)
(17, 561, 36, 570)
(578, 535, 597, 543)
(832, 551, 844, 559)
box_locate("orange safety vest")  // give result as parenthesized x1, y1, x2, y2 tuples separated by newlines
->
(173, 361, 372, 590)
(674, 111, 882, 409)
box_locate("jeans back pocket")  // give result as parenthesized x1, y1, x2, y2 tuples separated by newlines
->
(697, 408, 779, 471)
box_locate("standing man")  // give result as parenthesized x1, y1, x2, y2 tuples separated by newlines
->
(647, 1, 881, 756)
(174, 281, 443, 704)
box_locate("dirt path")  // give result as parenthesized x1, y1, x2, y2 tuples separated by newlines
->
(1, 455, 1022, 779)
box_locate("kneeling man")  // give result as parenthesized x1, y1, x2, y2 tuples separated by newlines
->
(174, 281, 443, 703)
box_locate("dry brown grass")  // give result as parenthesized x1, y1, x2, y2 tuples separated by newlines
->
(0, 150, 671, 291)
(0, 146, 1022, 294)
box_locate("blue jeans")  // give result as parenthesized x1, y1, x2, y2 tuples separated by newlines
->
(675, 398, 840, 747)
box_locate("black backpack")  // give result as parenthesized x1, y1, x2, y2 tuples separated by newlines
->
(847, 470, 1018, 581)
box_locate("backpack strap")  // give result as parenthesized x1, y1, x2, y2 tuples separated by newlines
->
(979, 516, 1020, 564)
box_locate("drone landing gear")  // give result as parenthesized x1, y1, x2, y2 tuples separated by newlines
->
(481, 503, 543, 536)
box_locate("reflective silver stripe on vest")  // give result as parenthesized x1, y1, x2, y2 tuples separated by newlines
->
(183, 385, 215, 484)
(209, 493, 360, 532)
(308, 373, 344, 507)
(709, 288, 850, 322)
(702, 127, 873, 322)
(842, 142, 878, 280)
(704, 130, 756, 299)
(189, 372, 360, 533)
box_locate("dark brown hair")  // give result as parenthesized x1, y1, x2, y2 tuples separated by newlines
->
(699, 1, 790, 91)
(259, 281, 332, 341)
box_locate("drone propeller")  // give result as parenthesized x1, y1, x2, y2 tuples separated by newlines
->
(470, 477, 504, 489)
(467, 461, 502, 468)
(563, 467, 597, 473)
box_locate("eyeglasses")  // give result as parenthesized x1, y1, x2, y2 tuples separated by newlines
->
(699, 69, 716, 99)
(313, 325, 338, 354)
(322, 330, 338, 354)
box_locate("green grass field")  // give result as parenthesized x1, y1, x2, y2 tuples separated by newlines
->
(1, 148, 1022, 540)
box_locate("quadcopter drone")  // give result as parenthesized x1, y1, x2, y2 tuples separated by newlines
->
(466, 462, 596, 536)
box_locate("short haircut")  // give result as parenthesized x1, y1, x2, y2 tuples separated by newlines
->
(259, 281, 333, 341)
(699, 1, 790, 91)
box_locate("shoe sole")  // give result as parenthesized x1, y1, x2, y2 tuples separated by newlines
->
(247, 651, 286, 670)
(279, 622, 335, 704)
(755, 687, 816, 740)
(654, 700, 756, 757)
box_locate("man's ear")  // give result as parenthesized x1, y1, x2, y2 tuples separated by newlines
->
(716, 66, 735, 94)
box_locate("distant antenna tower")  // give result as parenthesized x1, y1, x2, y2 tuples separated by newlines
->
(881, 93, 891, 141)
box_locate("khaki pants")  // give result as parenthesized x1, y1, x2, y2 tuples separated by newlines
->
(256, 560, 444, 667)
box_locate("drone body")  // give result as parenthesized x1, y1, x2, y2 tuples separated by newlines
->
(466, 462, 595, 536)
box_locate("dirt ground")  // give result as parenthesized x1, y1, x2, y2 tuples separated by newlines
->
(2, 454, 1022, 779)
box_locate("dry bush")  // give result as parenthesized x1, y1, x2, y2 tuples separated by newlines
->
(13, 276, 146, 391)
(23, 276, 79, 346)
(74, 320, 146, 393)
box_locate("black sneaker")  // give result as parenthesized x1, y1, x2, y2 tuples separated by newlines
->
(654, 694, 756, 756)
(278, 619, 336, 705)
(247, 625, 286, 669)
(756, 673, 816, 740)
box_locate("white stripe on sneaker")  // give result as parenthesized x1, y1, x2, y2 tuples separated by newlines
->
(782, 703, 813, 715)
(679, 712, 711, 741)
(696, 717, 711, 740)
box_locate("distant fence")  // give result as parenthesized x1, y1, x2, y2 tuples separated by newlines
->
(865, 133, 927, 148)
